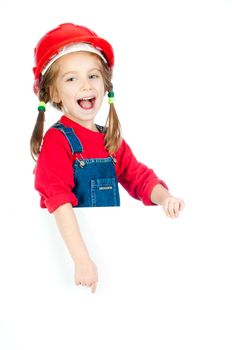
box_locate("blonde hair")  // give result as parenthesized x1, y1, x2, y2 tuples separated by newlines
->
(30, 54, 122, 160)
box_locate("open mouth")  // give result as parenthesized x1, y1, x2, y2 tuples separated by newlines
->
(77, 97, 96, 110)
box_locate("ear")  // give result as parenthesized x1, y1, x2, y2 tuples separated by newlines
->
(49, 86, 61, 103)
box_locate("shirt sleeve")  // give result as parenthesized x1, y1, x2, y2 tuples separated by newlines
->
(34, 128, 78, 213)
(116, 140, 168, 205)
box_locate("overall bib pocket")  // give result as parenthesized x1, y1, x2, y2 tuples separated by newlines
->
(91, 178, 119, 207)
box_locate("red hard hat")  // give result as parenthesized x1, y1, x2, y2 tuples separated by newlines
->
(33, 23, 114, 92)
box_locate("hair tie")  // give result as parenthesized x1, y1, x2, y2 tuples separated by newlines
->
(38, 101, 46, 111)
(108, 91, 115, 104)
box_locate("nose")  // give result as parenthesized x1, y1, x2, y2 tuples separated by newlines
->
(81, 78, 92, 91)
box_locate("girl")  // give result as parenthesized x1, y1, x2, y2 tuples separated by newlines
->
(31, 23, 184, 293)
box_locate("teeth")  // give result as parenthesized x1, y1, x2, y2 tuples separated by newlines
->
(81, 97, 94, 100)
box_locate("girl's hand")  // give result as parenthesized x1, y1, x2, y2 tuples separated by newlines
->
(162, 197, 185, 218)
(75, 258, 98, 293)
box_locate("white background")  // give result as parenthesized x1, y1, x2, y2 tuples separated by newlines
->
(0, 0, 232, 349)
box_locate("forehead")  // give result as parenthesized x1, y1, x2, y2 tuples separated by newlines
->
(56, 51, 102, 72)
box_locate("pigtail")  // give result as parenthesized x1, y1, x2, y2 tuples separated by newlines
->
(104, 99, 122, 154)
(30, 78, 49, 161)
(30, 106, 45, 161)
(30, 74, 48, 161)
(30, 64, 60, 161)
(99, 59, 122, 154)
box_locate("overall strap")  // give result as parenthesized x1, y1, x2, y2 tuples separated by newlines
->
(52, 122, 83, 153)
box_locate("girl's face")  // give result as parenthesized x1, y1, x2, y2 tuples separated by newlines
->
(51, 51, 105, 130)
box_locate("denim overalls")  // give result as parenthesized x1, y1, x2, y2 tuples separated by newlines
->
(52, 122, 120, 207)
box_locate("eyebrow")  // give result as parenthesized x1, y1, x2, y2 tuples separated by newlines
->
(61, 68, 101, 78)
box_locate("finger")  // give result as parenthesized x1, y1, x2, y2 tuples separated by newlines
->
(80, 282, 89, 287)
(165, 207, 171, 217)
(163, 200, 170, 217)
(91, 282, 97, 293)
(179, 200, 185, 211)
(174, 202, 180, 217)
(168, 202, 175, 218)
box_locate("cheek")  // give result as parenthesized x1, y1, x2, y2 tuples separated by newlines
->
(93, 76, 104, 90)
(59, 86, 75, 102)
(98, 81, 105, 97)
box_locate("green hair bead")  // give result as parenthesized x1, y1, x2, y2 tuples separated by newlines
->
(38, 101, 46, 111)
(108, 97, 115, 104)
(108, 91, 115, 104)
(108, 91, 114, 98)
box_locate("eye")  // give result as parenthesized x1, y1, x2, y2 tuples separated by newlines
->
(66, 77, 77, 82)
(89, 74, 99, 79)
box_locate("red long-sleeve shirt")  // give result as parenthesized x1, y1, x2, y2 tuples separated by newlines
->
(34, 116, 168, 213)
